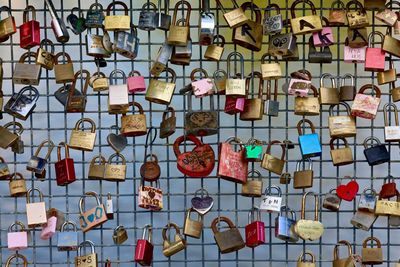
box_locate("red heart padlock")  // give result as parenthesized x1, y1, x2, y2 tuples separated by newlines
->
(174, 135, 215, 177)
(336, 177, 359, 201)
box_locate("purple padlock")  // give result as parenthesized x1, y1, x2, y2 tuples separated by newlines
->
(8, 221, 28, 250)
(40, 216, 57, 240)
(127, 70, 146, 93)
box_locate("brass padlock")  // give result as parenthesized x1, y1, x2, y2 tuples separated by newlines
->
(333, 240, 354, 267)
(140, 152, 161, 182)
(113, 225, 128, 245)
(183, 208, 203, 239)
(88, 155, 106, 180)
(66, 70, 90, 113)
(280, 172, 291, 184)
(104, 1, 130, 31)
(261, 53, 282, 80)
(241, 170, 263, 197)
(9, 172, 27, 197)
(26, 187, 47, 227)
(0, 6, 16, 39)
(173, 18, 192, 59)
(329, 0, 347, 26)
(213, 69, 228, 94)
(69, 118, 97, 152)
(268, 32, 297, 57)
(90, 72, 109, 92)
(104, 153, 127, 182)
(294, 85, 320, 116)
(361, 237, 383, 265)
(364, 0, 386, 10)
(323, 189, 341, 211)
(36, 39, 55, 70)
(297, 251, 316, 267)
(211, 216, 245, 254)
(0, 157, 9, 180)
(384, 103, 400, 142)
(162, 222, 187, 257)
(378, 61, 397, 85)
(290, 0, 322, 35)
(319, 73, 339, 105)
(215, 0, 248, 28)
(240, 71, 264, 121)
(204, 34, 225, 61)
(75, 240, 98, 267)
(383, 27, 400, 58)
(261, 140, 285, 175)
(226, 52, 246, 97)
(0, 121, 20, 149)
(346, 0, 369, 29)
(351, 210, 377, 231)
(160, 106, 176, 139)
(5, 254, 28, 267)
(146, 68, 177, 105)
(54, 52, 75, 84)
(13, 52, 41, 85)
(340, 74, 356, 101)
(168, 1, 191, 46)
(392, 73, 400, 102)
(293, 159, 313, 189)
(294, 192, 324, 241)
(347, 27, 368, 48)
(330, 137, 353, 166)
(121, 102, 147, 137)
(328, 102, 357, 138)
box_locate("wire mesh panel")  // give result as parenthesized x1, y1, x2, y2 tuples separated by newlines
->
(0, 0, 400, 266)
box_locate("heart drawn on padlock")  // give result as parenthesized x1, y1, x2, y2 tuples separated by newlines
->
(148, 190, 155, 199)
(191, 195, 214, 215)
(87, 214, 95, 223)
(336, 179, 359, 201)
(189, 112, 213, 127)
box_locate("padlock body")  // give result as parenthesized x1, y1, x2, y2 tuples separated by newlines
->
(364, 145, 390, 166)
(245, 221, 265, 247)
(330, 147, 353, 166)
(26, 202, 47, 227)
(293, 170, 314, 189)
(328, 116, 357, 138)
(8, 232, 28, 250)
(20, 20, 40, 49)
(351, 210, 377, 231)
(261, 154, 285, 175)
(362, 247, 383, 265)
(385, 126, 400, 142)
(184, 219, 203, 239)
(241, 180, 263, 197)
(75, 252, 97, 267)
(275, 216, 298, 242)
(298, 133, 322, 158)
(344, 45, 366, 63)
(57, 231, 78, 251)
(135, 239, 153, 266)
(214, 228, 245, 254)
(55, 158, 76, 186)
(365, 47, 386, 72)
(40, 216, 57, 240)
(265, 100, 280, 117)
(127, 76, 146, 93)
(225, 96, 245, 114)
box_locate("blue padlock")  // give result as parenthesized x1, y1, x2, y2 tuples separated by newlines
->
(297, 119, 322, 158)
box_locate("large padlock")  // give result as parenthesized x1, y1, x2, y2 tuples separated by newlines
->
(4, 86, 39, 120)
(211, 216, 245, 254)
(127, 70, 146, 93)
(0, 157, 10, 179)
(347, 27, 368, 48)
(104, 153, 127, 182)
(168, 1, 191, 46)
(204, 34, 225, 61)
(290, 0, 322, 35)
(66, 70, 89, 113)
(216, 0, 248, 28)
(162, 222, 187, 257)
(135, 224, 153, 266)
(86, 28, 111, 58)
(261, 54, 282, 80)
(13, 52, 41, 85)
(58, 221, 79, 251)
(259, 185, 282, 212)
(328, 102, 357, 138)
(358, 189, 377, 213)
(308, 36, 332, 64)
(8, 221, 28, 250)
(9, 172, 27, 197)
(294, 192, 324, 241)
(150, 42, 173, 76)
(138, 180, 163, 211)
(351, 210, 378, 231)
(240, 71, 264, 121)
(333, 240, 355, 267)
(261, 140, 285, 175)
(340, 74, 356, 101)
(312, 17, 334, 47)
(54, 52, 75, 84)
(78, 191, 108, 233)
(55, 142, 76, 186)
(226, 52, 246, 97)
(346, 0, 369, 28)
(295, 86, 320, 116)
(329, 0, 347, 26)
(377, 61, 397, 86)
(114, 25, 140, 59)
(323, 189, 341, 211)
(0, 6, 16, 39)
(138, 2, 158, 31)
(297, 119, 322, 158)
(297, 251, 316, 267)
(265, 79, 280, 117)
(36, 39, 55, 70)
(351, 84, 381, 120)
(365, 31, 386, 72)
(26, 139, 54, 178)
(362, 237, 383, 265)
(69, 118, 97, 152)
(375, 191, 400, 216)
(275, 206, 298, 242)
(268, 32, 297, 57)
(26, 187, 47, 227)
(75, 240, 98, 267)
(245, 208, 265, 247)
(112, 225, 128, 245)
(293, 159, 314, 189)
(198, 0, 215, 46)
(85, 3, 104, 28)
(190, 68, 214, 98)
(218, 137, 248, 184)
(20, 5, 40, 49)
(5, 253, 28, 267)
(121, 102, 147, 137)
(384, 103, 400, 142)
(383, 27, 400, 58)
(108, 69, 129, 111)
(88, 155, 106, 180)
(319, 73, 339, 105)
(183, 208, 203, 239)
(363, 136, 390, 166)
(160, 106, 176, 139)
(329, 137, 353, 166)
(104, 1, 130, 31)
(66, 7, 86, 35)
(263, 4, 282, 35)
(146, 68, 176, 105)
(241, 170, 263, 197)
(344, 37, 366, 63)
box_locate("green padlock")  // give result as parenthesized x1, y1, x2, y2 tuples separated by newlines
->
(245, 138, 264, 162)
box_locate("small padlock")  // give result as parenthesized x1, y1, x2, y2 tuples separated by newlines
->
(319, 73, 339, 105)
(66, 7, 86, 35)
(90, 72, 109, 92)
(280, 172, 292, 184)
(361, 237, 383, 265)
(5, 86, 39, 121)
(213, 69, 227, 94)
(329, 137, 354, 166)
(290, 0, 322, 35)
(7, 122, 24, 154)
(104, 1, 130, 31)
(69, 118, 97, 152)
(108, 69, 129, 110)
(57, 221, 79, 251)
(365, 31, 386, 72)
(339, 74, 356, 101)
(86, 28, 111, 58)
(380, 175, 397, 199)
(75, 240, 98, 267)
(308, 36, 332, 64)
(66, 70, 89, 113)
(26, 187, 47, 228)
(312, 17, 334, 47)
(297, 119, 322, 158)
(244, 138, 263, 162)
(13, 52, 41, 85)
(36, 39, 55, 70)
(121, 102, 147, 137)
(351, 84, 381, 120)
(20, 5, 40, 49)
(275, 205, 299, 242)
(0, 157, 10, 179)
(0, 6, 16, 39)
(226, 52, 246, 97)
(263, 4, 282, 35)
(150, 42, 173, 76)
(55, 142, 76, 186)
(162, 222, 187, 257)
(293, 159, 314, 189)
(146, 68, 177, 105)
(9, 172, 27, 197)
(8, 221, 28, 250)
(297, 251, 316, 267)
(218, 137, 248, 183)
(104, 153, 127, 182)
(363, 136, 390, 166)
(114, 25, 140, 59)
(198, 0, 215, 45)
(245, 207, 265, 247)
(375, 191, 400, 216)
(261, 53, 282, 80)
(204, 34, 225, 61)
(264, 80, 280, 117)
(85, 3, 104, 28)
(106, 193, 114, 220)
(183, 208, 203, 239)
(190, 68, 214, 98)
(294, 86, 321, 116)
(241, 170, 263, 197)
(351, 210, 378, 231)
(240, 71, 265, 121)
(346, 0, 369, 28)
(384, 103, 400, 142)
(54, 52, 75, 84)
(78, 191, 108, 233)
(294, 192, 324, 241)
(138, 2, 158, 31)
(378, 61, 397, 86)
(215, 0, 248, 28)
(113, 225, 128, 245)
(211, 216, 245, 254)
(0, 121, 20, 149)
(268, 32, 297, 57)
(329, 0, 347, 26)
(157, 0, 171, 31)
(328, 102, 357, 138)
(261, 140, 285, 175)
(167, 1, 191, 46)
(259, 185, 282, 212)
(344, 37, 367, 63)
(140, 155, 161, 182)
(160, 107, 176, 139)
(135, 224, 153, 266)
(224, 94, 245, 114)
(347, 27, 368, 48)
(88, 155, 106, 180)
(323, 189, 341, 211)
(383, 26, 400, 58)
(392, 73, 400, 102)
(127, 70, 146, 93)
(5, 253, 28, 267)
(26, 139, 54, 179)
(377, 5, 398, 26)
(364, 0, 386, 10)
(358, 188, 377, 213)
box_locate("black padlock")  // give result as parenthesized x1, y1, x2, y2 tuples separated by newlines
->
(308, 36, 332, 64)
(363, 136, 390, 166)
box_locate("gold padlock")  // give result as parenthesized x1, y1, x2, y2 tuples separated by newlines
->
(392, 73, 400, 102)
(69, 118, 97, 152)
(121, 101, 147, 137)
(167, 1, 191, 46)
(104, 153, 127, 182)
(333, 240, 354, 267)
(0, 121, 20, 149)
(146, 68, 176, 105)
(211, 216, 245, 254)
(36, 39, 55, 70)
(346, 0, 369, 29)
(383, 27, 400, 58)
(328, 102, 357, 138)
(329, 0, 347, 26)
(204, 35, 225, 61)
(183, 208, 203, 239)
(0, 6, 16, 39)
(88, 155, 106, 180)
(215, 0, 249, 28)
(261, 140, 285, 175)
(261, 53, 282, 80)
(293, 159, 314, 189)
(375, 193, 400, 216)
(75, 240, 98, 267)
(330, 137, 353, 166)
(347, 27, 368, 48)
(297, 251, 316, 267)
(112, 225, 128, 245)
(240, 71, 264, 121)
(54, 52, 75, 84)
(160, 106, 176, 139)
(377, 61, 397, 85)
(162, 222, 187, 257)
(5, 253, 28, 267)
(319, 73, 339, 105)
(226, 52, 246, 97)
(66, 70, 90, 113)
(361, 237, 383, 265)
(9, 172, 27, 197)
(104, 1, 130, 31)
(90, 72, 109, 92)
(26, 187, 47, 228)
(241, 170, 263, 197)
(13, 52, 41, 85)
(290, 0, 322, 35)
(294, 85, 320, 116)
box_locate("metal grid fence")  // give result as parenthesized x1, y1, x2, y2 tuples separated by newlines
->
(1, 0, 400, 266)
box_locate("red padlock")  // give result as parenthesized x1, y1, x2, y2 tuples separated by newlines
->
(218, 137, 248, 184)
(245, 208, 265, 247)
(224, 96, 245, 114)
(365, 31, 386, 72)
(127, 70, 146, 93)
(379, 175, 397, 199)
(19, 6, 40, 49)
(174, 135, 215, 178)
(55, 142, 76, 186)
(135, 224, 153, 266)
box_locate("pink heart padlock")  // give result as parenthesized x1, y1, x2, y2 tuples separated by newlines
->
(225, 96, 245, 114)
(192, 78, 214, 98)
(40, 216, 57, 240)
(127, 70, 146, 93)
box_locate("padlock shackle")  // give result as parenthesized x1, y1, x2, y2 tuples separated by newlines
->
(34, 139, 55, 159)
(158, 67, 177, 83)
(213, 69, 228, 81)
(227, 52, 245, 79)
(4, 121, 24, 135)
(23, 5, 36, 22)
(142, 224, 153, 242)
(6, 253, 28, 267)
(329, 137, 350, 150)
(54, 52, 72, 64)
(39, 38, 55, 53)
(109, 69, 127, 85)
(331, 0, 346, 9)
(71, 69, 90, 95)
(279, 205, 296, 220)
(70, 7, 84, 17)
(367, 31, 385, 48)
(8, 221, 26, 232)
(333, 240, 353, 260)
(173, 134, 203, 157)
(106, 1, 128, 15)
(128, 70, 142, 77)
(340, 74, 355, 87)
(26, 187, 44, 203)
(107, 153, 126, 165)
(142, 2, 157, 11)
(298, 251, 315, 263)
(291, 69, 312, 81)
(212, 34, 225, 47)
(320, 73, 336, 88)
(247, 169, 262, 180)
(19, 52, 38, 63)
(358, 84, 382, 98)
(362, 188, 377, 195)
(248, 207, 261, 223)
(57, 142, 70, 161)
(89, 3, 104, 11)
(384, 175, 396, 183)
(128, 101, 145, 115)
(245, 71, 264, 99)
(266, 140, 286, 160)
(329, 102, 352, 116)
(190, 68, 209, 81)
(240, 2, 262, 23)
(12, 86, 40, 110)
(295, 158, 313, 171)
(261, 53, 279, 64)
(297, 119, 316, 135)
(300, 191, 319, 221)
(162, 222, 181, 241)
(362, 236, 382, 248)
(186, 207, 203, 222)
(79, 191, 102, 214)
(215, 0, 240, 13)
(363, 136, 382, 149)
(74, 118, 97, 133)
(162, 106, 176, 121)
(78, 240, 95, 256)
(291, 0, 317, 18)
(194, 188, 210, 198)
(61, 220, 77, 232)
(90, 154, 106, 166)
(264, 4, 280, 18)
(383, 103, 399, 126)
(172, 1, 191, 26)
(264, 185, 282, 197)
(211, 216, 235, 234)
(10, 172, 24, 181)
(386, 1, 400, 8)
(346, 0, 366, 12)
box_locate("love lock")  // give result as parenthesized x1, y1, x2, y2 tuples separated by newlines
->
(107, 125, 127, 153)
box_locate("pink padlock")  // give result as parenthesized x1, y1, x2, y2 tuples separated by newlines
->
(190, 68, 215, 98)
(127, 70, 146, 93)
(365, 31, 386, 72)
(40, 216, 57, 240)
(288, 78, 311, 97)
(344, 38, 366, 63)
(8, 221, 28, 250)
(312, 17, 334, 47)
(225, 96, 245, 114)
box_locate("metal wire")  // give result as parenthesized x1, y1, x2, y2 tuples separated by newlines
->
(1, 0, 400, 266)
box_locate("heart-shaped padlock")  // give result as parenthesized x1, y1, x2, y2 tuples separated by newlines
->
(66, 8, 87, 35)
(336, 177, 359, 201)
(107, 126, 127, 153)
(140, 154, 161, 182)
(191, 189, 214, 215)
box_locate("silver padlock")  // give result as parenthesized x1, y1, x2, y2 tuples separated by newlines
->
(358, 189, 377, 213)
(114, 25, 140, 59)
(350, 210, 377, 231)
(150, 42, 173, 76)
(157, 0, 171, 31)
(322, 189, 341, 211)
(57, 221, 79, 251)
(259, 185, 282, 212)
(86, 28, 111, 58)
(199, 0, 215, 46)
(275, 205, 298, 243)
(383, 103, 400, 142)
(265, 79, 279, 117)
(138, 2, 158, 31)
(4, 86, 39, 121)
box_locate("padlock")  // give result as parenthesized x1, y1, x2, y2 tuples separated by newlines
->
(340, 74, 356, 101)
(383, 103, 400, 142)
(160, 106, 176, 139)
(383, 27, 400, 58)
(150, 42, 173, 76)
(40, 215, 57, 240)
(241, 170, 263, 197)
(121, 102, 147, 137)
(294, 192, 324, 241)
(293, 159, 314, 189)
(268, 32, 297, 57)
(213, 69, 227, 94)
(190, 68, 214, 98)
(378, 61, 397, 86)
(280, 172, 292, 184)
(86, 28, 111, 58)
(308, 36, 332, 64)
(183, 208, 203, 239)
(75, 240, 98, 267)
(347, 27, 368, 48)
(233, 2, 263, 51)
(261, 54, 282, 80)
(297, 119, 322, 158)
(108, 69, 129, 110)
(170, 37, 191, 66)
(155, 0, 170, 31)
(329, 0, 347, 26)
(265, 80, 280, 117)
(323, 189, 341, 211)
(66, 70, 89, 113)
(216, 0, 248, 28)
(162, 222, 187, 257)
(364, 0, 386, 10)
(26, 187, 47, 228)
(113, 225, 128, 245)
(261, 140, 285, 175)
(380, 175, 397, 199)
(211, 216, 245, 254)
(6, 122, 24, 154)
(333, 240, 354, 267)
(351, 84, 381, 120)
(346, 0, 369, 28)
(66, 8, 86, 35)
(101, 29, 114, 55)
(54, 52, 75, 84)
(0, 6, 16, 39)
(104, 1, 130, 31)
(376, 191, 400, 216)
(88, 155, 106, 180)
(114, 25, 140, 59)
(69, 118, 97, 152)
(198, 0, 215, 45)
(259, 185, 282, 212)
(328, 102, 357, 138)
(240, 71, 264, 121)
(0, 157, 9, 179)
(263, 4, 282, 35)
(291, 79, 314, 101)
(138, 3, 158, 31)
(104, 153, 127, 182)
(290, 0, 322, 35)
(146, 68, 176, 105)
(85, 3, 105, 28)
(329, 137, 353, 166)
(336, 177, 359, 202)
(245, 207, 265, 247)
(55, 142, 76, 186)
(20, 6, 40, 49)
(392, 73, 400, 102)
(312, 17, 334, 47)
(275, 205, 298, 242)
(26, 139, 54, 178)
(78, 191, 108, 233)
(344, 37, 367, 63)
(106, 193, 114, 220)
(167, 1, 191, 46)
(9, 172, 27, 197)
(226, 52, 246, 97)
(13, 52, 41, 85)
(358, 189, 377, 213)
(225, 95, 245, 115)
(140, 155, 161, 182)
(138, 180, 163, 211)
(362, 237, 383, 265)
(297, 251, 316, 267)
(363, 136, 390, 166)
(58, 221, 78, 251)
(90, 72, 109, 92)
(282, 41, 300, 61)
(204, 34, 225, 61)
(55, 85, 79, 106)
(135, 224, 154, 266)
(351, 210, 378, 231)
(319, 73, 339, 105)
(127, 70, 146, 93)
(5, 253, 28, 267)
(4, 86, 39, 120)
(376, 3, 398, 26)
(8, 221, 28, 250)
(244, 138, 263, 162)
(365, 31, 386, 72)
(36, 39, 55, 70)
(0, 122, 20, 149)
(218, 137, 248, 183)
(389, 194, 400, 226)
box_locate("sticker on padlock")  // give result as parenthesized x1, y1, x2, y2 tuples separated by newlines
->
(259, 185, 282, 212)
